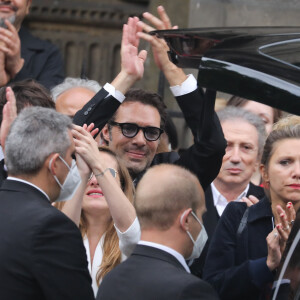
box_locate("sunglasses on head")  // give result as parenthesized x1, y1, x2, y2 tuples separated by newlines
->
(109, 121, 164, 142)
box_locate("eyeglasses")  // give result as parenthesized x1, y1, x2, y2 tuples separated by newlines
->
(88, 168, 118, 181)
(109, 121, 164, 142)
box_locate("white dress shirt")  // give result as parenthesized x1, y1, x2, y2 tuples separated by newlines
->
(0, 145, 4, 161)
(211, 182, 250, 216)
(103, 74, 197, 104)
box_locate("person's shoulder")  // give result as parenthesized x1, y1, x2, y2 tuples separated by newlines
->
(19, 26, 59, 53)
(181, 276, 220, 299)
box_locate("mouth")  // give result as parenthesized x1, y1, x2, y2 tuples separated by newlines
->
(86, 189, 104, 198)
(0, 5, 17, 13)
(287, 184, 300, 189)
(226, 168, 243, 175)
(126, 150, 146, 160)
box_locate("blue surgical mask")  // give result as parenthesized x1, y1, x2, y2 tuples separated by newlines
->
(181, 210, 208, 260)
(49, 156, 81, 202)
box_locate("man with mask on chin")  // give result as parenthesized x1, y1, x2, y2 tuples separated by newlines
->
(0, 106, 94, 299)
(97, 164, 219, 300)
(0, 0, 64, 89)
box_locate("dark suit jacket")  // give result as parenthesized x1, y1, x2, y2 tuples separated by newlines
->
(0, 159, 6, 187)
(190, 182, 265, 278)
(0, 179, 94, 300)
(73, 87, 226, 190)
(9, 26, 64, 89)
(97, 244, 219, 300)
(203, 197, 274, 300)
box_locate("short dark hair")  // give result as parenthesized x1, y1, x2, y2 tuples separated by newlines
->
(110, 88, 167, 129)
(0, 79, 55, 124)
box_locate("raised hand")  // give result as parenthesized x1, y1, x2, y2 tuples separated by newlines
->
(111, 17, 147, 94)
(266, 228, 282, 271)
(0, 51, 10, 86)
(137, 6, 186, 86)
(0, 87, 17, 151)
(0, 20, 24, 79)
(274, 203, 295, 253)
(72, 124, 102, 171)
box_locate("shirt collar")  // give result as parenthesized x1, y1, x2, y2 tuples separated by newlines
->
(211, 182, 250, 216)
(7, 177, 50, 202)
(138, 240, 190, 273)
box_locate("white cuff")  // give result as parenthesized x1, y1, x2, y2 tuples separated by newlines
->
(115, 217, 141, 257)
(103, 83, 126, 103)
(169, 74, 197, 97)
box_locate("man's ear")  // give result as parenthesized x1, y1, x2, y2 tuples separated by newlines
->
(47, 153, 60, 176)
(102, 124, 111, 144)
(179, 208, 192, 231)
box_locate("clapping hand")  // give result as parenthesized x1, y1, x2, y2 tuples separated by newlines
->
(0, 19, 24, 79)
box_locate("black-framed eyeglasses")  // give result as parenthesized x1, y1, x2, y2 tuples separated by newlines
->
(109, 121, 164, 142)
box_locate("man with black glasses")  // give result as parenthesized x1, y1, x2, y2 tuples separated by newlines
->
(74, 11, 226, 188)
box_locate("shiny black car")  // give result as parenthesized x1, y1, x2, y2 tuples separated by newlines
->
(151, 27, 300, 115)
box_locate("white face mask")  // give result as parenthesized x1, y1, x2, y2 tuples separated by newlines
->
(181, 210, 208, 260)
(49, 156, 82, 202)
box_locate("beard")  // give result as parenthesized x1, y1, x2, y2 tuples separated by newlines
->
(0, 13, 16, 28)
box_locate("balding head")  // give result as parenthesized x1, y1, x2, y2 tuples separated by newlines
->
(135, 164, 205, 230)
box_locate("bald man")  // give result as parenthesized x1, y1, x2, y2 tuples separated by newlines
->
(97, 164, 219, 300)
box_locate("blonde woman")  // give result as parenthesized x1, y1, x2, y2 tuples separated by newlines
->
(56, 125, 140, 296)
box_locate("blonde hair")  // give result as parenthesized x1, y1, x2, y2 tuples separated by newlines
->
(55, 146, 134, 284)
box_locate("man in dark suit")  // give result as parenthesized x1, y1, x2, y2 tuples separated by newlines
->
(0, 106, 94, 299)
(73, 10, 226, 190)
(190, 106, 266, 277)
(97, 164, 219, 300)
(0, 0, 64, 89)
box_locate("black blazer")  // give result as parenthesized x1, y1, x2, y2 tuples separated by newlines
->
(97, 244, 219, 300)
(73, 87, 226, 190)
(203, 197, 274, 300)
(190, 182, 265, 278)
(0, 180, 94, 300)
(10, 26, 64, 89)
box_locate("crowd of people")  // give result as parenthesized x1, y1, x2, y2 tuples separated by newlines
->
(0, 1, 299, 300)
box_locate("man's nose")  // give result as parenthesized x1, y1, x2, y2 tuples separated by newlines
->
(132, 129, 147, 146)
(229, 146, 241, 163)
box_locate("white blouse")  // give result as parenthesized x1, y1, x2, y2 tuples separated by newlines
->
(83, 217, 141, 296)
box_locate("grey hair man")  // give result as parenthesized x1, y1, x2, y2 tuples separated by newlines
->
(0, 107, 94, 299)
(203, 106, 267, 240)
(189, 106, 267, 278)
(52, 77, 101, 118)
(97, 164, 219, 300)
